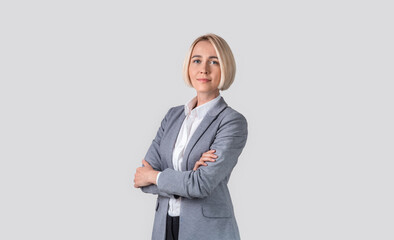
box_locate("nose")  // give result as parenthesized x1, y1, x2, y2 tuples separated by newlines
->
(200, 63, 209, 74)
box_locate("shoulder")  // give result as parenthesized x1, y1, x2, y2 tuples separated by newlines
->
(216, 106, 248, 135)
(221, 106, 248, 126)
(162, 105, 184, 118)
(169, 105, 184, 114)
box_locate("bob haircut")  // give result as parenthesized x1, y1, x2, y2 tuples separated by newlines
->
(183, 33, 236, 91)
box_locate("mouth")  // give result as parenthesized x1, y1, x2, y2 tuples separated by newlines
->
(197, 78, 211, 83)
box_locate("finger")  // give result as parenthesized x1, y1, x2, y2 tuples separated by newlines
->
(202, 150, 214, 156)
(193, 162, 207, 171)
(195, 162, 208, 170)
(195, 161, 205, 167)
(200, 157, 216, 162)
(200, 159, 215, 164)
(193, 164, 200, 171)
(202, 153, 218, 158)
(193, 163, 202, 171)
(199, 159, 215, 164)
(142, 159, 150, 167)
(199, 160, 209, 165)
(196, 161, 205, 166)
(204, 150, 216, 154)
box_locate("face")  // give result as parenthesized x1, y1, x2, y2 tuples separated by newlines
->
(188, 40, 221, 95)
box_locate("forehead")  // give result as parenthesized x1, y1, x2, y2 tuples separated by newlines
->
(191, 40, 217, 55)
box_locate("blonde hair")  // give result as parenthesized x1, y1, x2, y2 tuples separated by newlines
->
(183, 33, 236, 91)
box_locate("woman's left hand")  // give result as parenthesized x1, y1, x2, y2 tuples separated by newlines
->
(134, 160, 159, 188)
(193, 149, 217, 171)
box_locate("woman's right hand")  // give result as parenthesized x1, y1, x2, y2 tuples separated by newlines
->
(193, 149, 218, 171)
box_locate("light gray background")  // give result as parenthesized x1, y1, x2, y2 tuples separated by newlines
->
(0, 0, 393, 239)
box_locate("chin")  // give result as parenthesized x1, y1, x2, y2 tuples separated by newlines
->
(191, 83, 219, 93)
(196, 89, 219, 95)
(193, 86, 211, 92)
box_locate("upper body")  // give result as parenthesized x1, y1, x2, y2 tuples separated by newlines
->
(133, 33, 247, 240)
(141, 95, 247, 240)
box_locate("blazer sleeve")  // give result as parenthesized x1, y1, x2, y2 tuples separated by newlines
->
(156, 111, 248, 199)
(140, 107, 173, 198)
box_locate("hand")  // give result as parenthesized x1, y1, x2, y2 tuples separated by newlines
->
(193, 149, 217, 171)
(134, 160, 159, 188)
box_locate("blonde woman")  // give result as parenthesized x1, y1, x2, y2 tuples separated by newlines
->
(134, 33, 248, 240)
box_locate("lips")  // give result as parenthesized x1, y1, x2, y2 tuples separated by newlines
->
(197, 78, 211, 82)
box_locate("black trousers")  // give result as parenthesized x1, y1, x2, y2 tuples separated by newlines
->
(165, 214, 180, 240)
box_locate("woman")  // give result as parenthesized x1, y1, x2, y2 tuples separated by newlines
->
(134, 33, 248, 240)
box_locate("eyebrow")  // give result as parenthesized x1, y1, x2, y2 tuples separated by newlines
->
(191, 55, 218, 59)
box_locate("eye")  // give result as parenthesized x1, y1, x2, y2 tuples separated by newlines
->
(210, 60, 219, 65)
(192, 59, 201, 64)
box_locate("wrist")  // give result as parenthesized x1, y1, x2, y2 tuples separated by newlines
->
(150, 170, 159, 185)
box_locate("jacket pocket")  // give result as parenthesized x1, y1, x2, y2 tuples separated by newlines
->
(202, 203, 231, 218)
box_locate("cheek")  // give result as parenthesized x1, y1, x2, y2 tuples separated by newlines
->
(215, 68, 221, 81)
(188, 66, 195, 77)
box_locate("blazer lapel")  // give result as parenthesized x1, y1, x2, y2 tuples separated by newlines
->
(181, 97, 228, 171)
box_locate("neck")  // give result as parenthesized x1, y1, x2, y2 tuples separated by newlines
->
(195, 90, 220, 107)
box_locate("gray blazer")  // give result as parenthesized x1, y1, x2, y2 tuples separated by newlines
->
(141, 97, 248, 240)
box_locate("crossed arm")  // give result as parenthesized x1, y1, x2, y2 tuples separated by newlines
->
(133, 150, 218, 187)
(133, 109, 247, 199)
